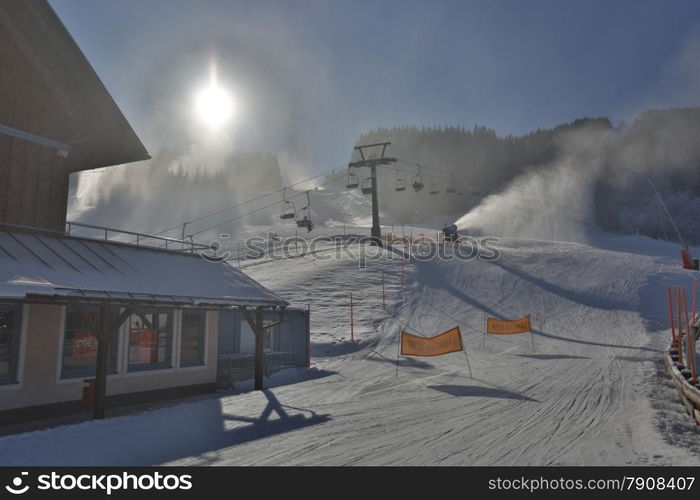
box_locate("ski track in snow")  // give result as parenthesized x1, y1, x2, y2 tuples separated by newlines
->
(0, 225, 699, 466)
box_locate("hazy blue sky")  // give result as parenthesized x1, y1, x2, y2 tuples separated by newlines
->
(50, 0, 700, 171)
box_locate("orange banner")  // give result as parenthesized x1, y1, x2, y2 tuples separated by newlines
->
(400, 327, 464, 356)
(486, 316, 531, 334)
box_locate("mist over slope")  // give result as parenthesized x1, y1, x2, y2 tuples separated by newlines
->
(360, 108, 700, 244)
(69, 149, 286, 236)
(68, 108, 700, 245)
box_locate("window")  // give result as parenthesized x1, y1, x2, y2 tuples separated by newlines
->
(263, 326, 275, 352)
(127, 310, 173, 372)
(180, 310, 206, 367)
(61, 305, 120, 379)
(0, 304, 22, 385)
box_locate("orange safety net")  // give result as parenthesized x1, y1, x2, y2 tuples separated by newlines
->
(400, 327, 464, 356)
(486, 316, 531, 334)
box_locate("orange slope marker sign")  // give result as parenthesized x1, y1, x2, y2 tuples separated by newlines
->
(486, 316, 531, 334)
(400, 327, 464, 356)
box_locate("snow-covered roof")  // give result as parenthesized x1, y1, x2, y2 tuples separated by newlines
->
(0, 229, 287, 308)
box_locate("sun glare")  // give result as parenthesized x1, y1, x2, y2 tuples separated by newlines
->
(194, 64, 234, 130)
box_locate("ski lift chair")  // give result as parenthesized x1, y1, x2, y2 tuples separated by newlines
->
(395, 171, 406, 192)
(295, 191, 314, 232)
(429, 177, 440, 195)
(412, 174, 424, 192)
(345, 173, 359, 189)
(361, 177, 374, 195)
(296, 215, 314, 232)
(280, 188, 296, 220)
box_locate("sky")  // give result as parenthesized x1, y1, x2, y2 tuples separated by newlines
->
(50, 0, 700, 173)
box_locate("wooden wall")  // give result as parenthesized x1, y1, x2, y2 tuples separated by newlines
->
(0, 24, 71, 232)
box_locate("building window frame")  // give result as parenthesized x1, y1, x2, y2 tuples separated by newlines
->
(58, 304, 121, 380)
(0, 303, 25, 387)
(126, 308, 175, 373)
(178, 310, 208, 369)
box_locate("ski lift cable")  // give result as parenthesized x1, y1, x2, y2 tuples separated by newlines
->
(395, 158, 454, 177)
(395, 157, 594, 210)
(189, 170, 346, 237)
(144, 164, 347, 239)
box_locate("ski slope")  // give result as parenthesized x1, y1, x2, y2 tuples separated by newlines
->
(0, 225, 699, 466)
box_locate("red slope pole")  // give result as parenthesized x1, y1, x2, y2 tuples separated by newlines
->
(683, 288, 697, 384)
(668, 287, 677, 347)
(692, 279, 698, 324)
(677, 288, 685, 365)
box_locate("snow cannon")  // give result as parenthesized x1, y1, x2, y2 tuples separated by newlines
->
(681, 247, 699, 271)
(442, 223, 459, 242)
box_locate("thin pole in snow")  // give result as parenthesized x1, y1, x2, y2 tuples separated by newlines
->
(462, 348, 473, 378)
(483, 313, 487, 349)
(237, 242, 241, 269)
(395, 325, 402, 380)
(350, 293, 354, 342)
(381, 271, 386, 309)
(306, 303, 311, 368)
(668, 287, 677, 347)
(459, 330, 473, 378)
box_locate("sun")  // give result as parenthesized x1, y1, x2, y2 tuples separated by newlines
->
(194, 64, 234, 129)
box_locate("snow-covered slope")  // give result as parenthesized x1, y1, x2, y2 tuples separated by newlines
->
(0, 227, 698, 465)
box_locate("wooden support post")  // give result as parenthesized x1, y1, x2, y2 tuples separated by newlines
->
(255, 308, 264, 391)
(92, 304, 131, 420)
(94, 304, 111, 420)
(241, 307, 268, 391)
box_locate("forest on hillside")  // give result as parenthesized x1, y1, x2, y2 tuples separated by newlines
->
(353, 108, 700, 244)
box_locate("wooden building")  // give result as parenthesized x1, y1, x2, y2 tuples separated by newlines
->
(0, 0, 308, 426)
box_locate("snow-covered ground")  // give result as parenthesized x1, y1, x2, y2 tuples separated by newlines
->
(0, 216, 699, 465)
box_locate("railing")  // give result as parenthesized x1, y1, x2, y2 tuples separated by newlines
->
(65, 221, 210, 254)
